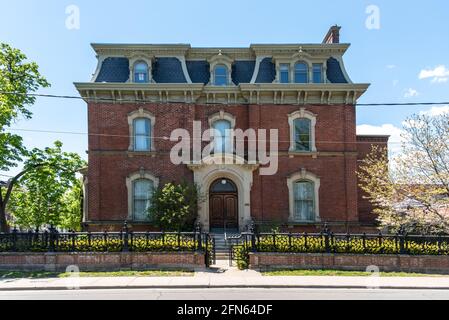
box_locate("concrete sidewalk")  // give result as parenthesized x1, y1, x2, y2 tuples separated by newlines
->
(2, 265, 449, 291)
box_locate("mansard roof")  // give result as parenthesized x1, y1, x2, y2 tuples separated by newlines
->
(76, 27, 370, 105)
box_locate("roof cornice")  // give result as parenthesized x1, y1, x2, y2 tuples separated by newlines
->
(74, 82, 369, 105)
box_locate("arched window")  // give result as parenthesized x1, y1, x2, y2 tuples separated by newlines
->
(134, 61, 149, 83)
(212, 119, 232, 153)
(288, 108, 317, 153)
(132, 179, 154, 221)
(214, 65, 228, 86)
(210, 178, 237, 193)
(133, 118, 151, 151)
(294, 118, 311, 151)
(294, 62, 308, 83)
(293, 180, 315, 221)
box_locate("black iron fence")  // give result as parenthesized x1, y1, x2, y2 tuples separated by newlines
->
(0, 225, 215, 266)
(229, 227, 449, 268)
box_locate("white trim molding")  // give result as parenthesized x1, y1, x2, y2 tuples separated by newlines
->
(125, 169, 159, 221)
(127, 52, 154, 84)
(128, 107, 156, 152)
(287, 168, 321, 223)
(188, 159, 259, 232)
(207, 51, 234, 86)
(208, 110, 236, 129)
(288, 107, 317, 153)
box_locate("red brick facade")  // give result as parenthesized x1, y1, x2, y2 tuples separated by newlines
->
(84, 101, 388, 232)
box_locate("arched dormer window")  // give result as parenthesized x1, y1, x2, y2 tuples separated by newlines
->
(214, 65, 228, 86)
(287, 169, 320, 223)
(208, 51, 234, 86)
(128, 108, 155, 152)
(134, 61, 149, 83)
(288, 108, 317, 152)
(294, 62, 308, 83)
(126, 171, 159, 222)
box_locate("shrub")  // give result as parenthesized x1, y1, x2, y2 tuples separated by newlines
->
(149, 182, 200, 232)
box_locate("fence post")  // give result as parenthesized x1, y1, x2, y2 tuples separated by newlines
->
(122, 221, 129, 252)
(323, 224, 331, 253)
(250, 222, 256, 252)
(288, 232, 292, 251)
(399, 232, 406, 255)
(196, 223, 202, 251)
(72, 231, 76, 252)
(12, 227, 18, 252)
(48, 225, 56, 253)
(362, 233, 367, 253)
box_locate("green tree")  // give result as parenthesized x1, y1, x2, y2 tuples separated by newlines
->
(60, 178, 84, 231)
(7, 141, 86, 230)
(358, 112, 449, 234)
(149, 182, 200, 232)
(0, 43, 50, 171)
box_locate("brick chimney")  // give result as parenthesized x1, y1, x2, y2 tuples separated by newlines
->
(323, 25, 341, 44)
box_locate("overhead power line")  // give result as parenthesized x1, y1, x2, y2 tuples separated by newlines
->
(1, 91, 449, 107)
(4, 128, 401, 144)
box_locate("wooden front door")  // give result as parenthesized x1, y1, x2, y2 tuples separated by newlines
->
(209, 179, 238, 229)
(210, 194, 238, 228)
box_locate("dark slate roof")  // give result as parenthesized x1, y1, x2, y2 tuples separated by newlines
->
(232, 61, 256, 85)
(255, 58, 276, 83)
(186, 60, 210, 84)
(95, 57, 129, 83)
(326, 57, 348, 83)
(152, 58, 187, 83)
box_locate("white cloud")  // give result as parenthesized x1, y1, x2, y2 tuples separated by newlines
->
(419, 105, 449, 116)
(404, 88, 419, 98)
(387, 64, 397, 69)
(357, 124, 404, 155)
(419, 65, 449, 83)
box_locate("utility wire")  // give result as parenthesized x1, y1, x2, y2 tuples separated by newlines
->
(1, 91, 449, 107)
(3, 128, 400, 144)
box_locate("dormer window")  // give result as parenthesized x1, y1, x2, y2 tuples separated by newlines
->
(134, 61, 149, 83)
(294, 62, 308, 83)
(313, 63, 323, 83)
(280, 64, 290, 83)
(214, 65, 228, 86)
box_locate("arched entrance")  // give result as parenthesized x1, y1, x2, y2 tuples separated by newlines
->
(209, 178, 238, 229)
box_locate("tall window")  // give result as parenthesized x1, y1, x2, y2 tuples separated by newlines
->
(134, 62, 149, 83)
(294, 118, 311, 151)
(294, 62, 308, 83)
(280, 64, 290, 83)
(313, 63, 323, 83)
(133, 179, 154, 221)
(293, 180, 315, 221)
(214, 65, 228, 86)
(213, 119, 232, 153)
(133, 118, 151, 151)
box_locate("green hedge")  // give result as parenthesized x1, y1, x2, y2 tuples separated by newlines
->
(0, 234, 196, 253)
(233, 235, 449, 270)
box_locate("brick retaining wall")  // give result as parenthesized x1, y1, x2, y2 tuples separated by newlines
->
(250, 252, 449, 274)
(0, 252, 205, 272)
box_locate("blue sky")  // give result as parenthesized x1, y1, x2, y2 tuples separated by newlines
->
(1, 0, 449, 176)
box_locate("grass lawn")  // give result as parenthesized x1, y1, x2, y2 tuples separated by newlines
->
(0, 270, 193, 279)
(262, 269, 447, 277)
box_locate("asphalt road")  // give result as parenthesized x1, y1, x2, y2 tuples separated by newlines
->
(0, 288, 449, 300)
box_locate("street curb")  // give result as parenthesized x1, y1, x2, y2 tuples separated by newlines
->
(2, 285, 449, 291)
